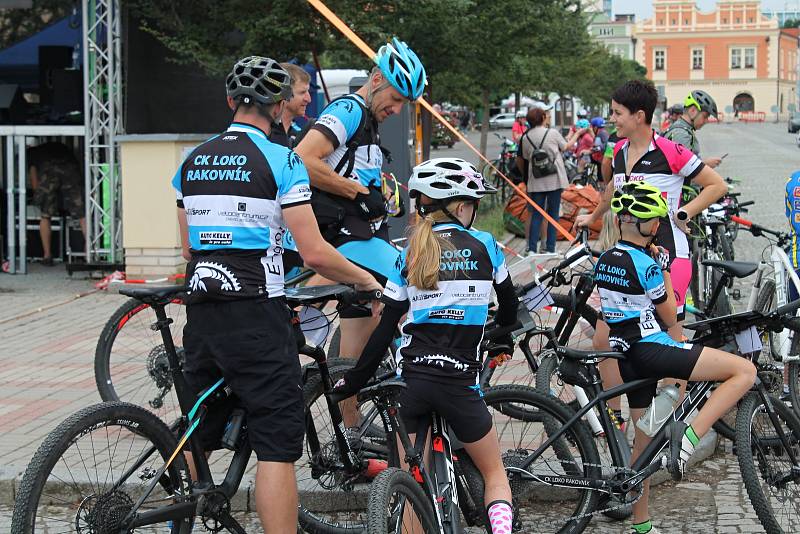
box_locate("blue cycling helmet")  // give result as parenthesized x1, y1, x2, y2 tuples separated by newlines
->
(577, 118, 590, 129)
(375, 37, 427, 100)
(590, 117, 605, 128)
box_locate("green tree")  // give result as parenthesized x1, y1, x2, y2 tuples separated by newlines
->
(0, 0, 74, 50)
(782, 18, 800, 29)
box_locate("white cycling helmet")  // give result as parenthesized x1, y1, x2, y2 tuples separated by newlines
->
(409, 158, 496, 204)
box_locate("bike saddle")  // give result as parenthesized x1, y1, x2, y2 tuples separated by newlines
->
(118, 284, 186, 305)
(701, 260, 757, 279)
(285, 284, 352, 305)
(356, 377, 407, 404)
(556, 346, 625, 361)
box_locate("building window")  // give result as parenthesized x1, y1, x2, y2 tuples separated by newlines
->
(731, 48, 741, 69)
(671, 18, 676, 25)
(744, 47, 755, 68)
(731, 47, 756, 69)
(692, 49, 704, 70)
(654, 49, 665, 70)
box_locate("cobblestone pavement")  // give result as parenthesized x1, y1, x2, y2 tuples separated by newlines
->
(1, 123, 797, 532)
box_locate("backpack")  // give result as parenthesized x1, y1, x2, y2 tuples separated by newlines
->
(522, 128, 558, 178)
(292, 96, 383, 240)
(557, 184, 603, 240)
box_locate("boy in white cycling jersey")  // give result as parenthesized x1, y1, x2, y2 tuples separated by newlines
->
(596, 181, 755, 534)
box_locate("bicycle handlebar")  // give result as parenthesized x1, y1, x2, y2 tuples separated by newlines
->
(774, 298, 800, 318)
(730, 215, 786, 239)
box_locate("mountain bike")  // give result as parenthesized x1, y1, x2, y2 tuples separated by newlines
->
(479, 133, 518, 205)
(11, 282, 385, 534)
(730, 214, 800, 415)
(459, 299, 800, 533)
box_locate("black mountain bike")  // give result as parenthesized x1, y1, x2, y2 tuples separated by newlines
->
(454, 298, 800, 533)
(11, 283, 383, 534)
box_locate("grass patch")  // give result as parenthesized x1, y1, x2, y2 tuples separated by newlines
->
(475, 201, 507, 240)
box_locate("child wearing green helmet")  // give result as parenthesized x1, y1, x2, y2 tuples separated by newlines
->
(596, 181, 756, 534)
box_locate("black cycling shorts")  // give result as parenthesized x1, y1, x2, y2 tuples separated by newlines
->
(182, 298, 304, 462)
(398, 376, 492, 444)
(618, 332, 703, 409)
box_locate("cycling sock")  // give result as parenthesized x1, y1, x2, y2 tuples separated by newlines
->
(685, 424, 700, 446)
(632, 519, 652, 533)
(487, 500, 513, 534)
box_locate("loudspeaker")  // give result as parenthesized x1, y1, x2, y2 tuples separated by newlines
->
(0, 84, 25, 124)
(52, 68, 83, 115)
(38, 45, 72, 105)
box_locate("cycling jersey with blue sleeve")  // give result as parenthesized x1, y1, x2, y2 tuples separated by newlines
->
(312, 94, 381, 188)
(382, 223, 510, 384)
(785, 171, 800, 269)
(172, 122, 311, 301)
(595, 241, 668, 351)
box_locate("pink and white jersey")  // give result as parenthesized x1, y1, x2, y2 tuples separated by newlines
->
(612, 132, 704, 259)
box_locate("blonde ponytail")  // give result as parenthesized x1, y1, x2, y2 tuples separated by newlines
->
(406, 200, 461, 290)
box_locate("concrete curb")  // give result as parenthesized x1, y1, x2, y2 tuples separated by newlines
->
(0, 429, 719, 512)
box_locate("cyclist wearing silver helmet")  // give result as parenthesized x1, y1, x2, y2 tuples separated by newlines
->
(295, 37, 426, 428)
(172, 56, 381, 533)
(664, 90, 724, 168)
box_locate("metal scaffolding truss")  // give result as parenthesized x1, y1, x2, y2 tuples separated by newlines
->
(82, 0, 123, 266)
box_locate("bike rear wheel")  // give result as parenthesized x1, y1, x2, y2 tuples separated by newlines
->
(483, 385, 601, 533)
(735, 392, 800, 533)
(11, 402, 190, 534)
(366, 468, 438, 534)
(95, 297, 187, 423)
(298, 363, 395, 533)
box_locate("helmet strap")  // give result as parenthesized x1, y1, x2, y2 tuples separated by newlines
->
(636, 220, 657, 246)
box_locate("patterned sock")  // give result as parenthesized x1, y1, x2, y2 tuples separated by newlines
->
(632, 519, 652, 533)
(487, 500, 513, 534)
(685, 425, 700, 446)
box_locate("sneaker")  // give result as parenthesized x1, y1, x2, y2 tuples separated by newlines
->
(41, 257, 54, 267)
(629, 527, 660, 534)
(666, 421, 694, 481)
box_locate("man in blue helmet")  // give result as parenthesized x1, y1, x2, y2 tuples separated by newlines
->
(295, 37, 426, 427)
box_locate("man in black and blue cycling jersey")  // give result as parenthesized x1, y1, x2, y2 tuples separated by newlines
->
(597, 181, 755, 534)
(172, 56, 381, 533)
(295, 37, 426, 426)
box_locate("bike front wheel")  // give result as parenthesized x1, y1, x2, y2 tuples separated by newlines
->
(11, 402, 191, 534)
(483, 384, 601, 533)
(735, 391, 800, 533)
(366, 468, 438, 534)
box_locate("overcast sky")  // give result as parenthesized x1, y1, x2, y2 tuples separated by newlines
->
(613, 0, 800, 19)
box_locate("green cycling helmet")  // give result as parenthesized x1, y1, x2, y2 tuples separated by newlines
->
(611, 181, 669, 220)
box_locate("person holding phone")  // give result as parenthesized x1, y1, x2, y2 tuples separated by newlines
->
(663, 90, 725, 168)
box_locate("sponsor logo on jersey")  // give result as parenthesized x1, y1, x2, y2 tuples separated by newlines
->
(412, 292, 442, 302)
(189, 261, 241, 292)
(794, 200, 800, 211)
(186, 208, 211, 216)
(199, 231, 233, 245)
(645, 264, 661, 282)
(238, 202, 247, 212)
(793, 186, 800, 198)
(795, 213, 800, 223)
(218, 210, 267, 222)
(429, 308, 465, 320)
(222, 135, 238, 141)
(640, 160, 651, 166)
(287, 151, 302, 170)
